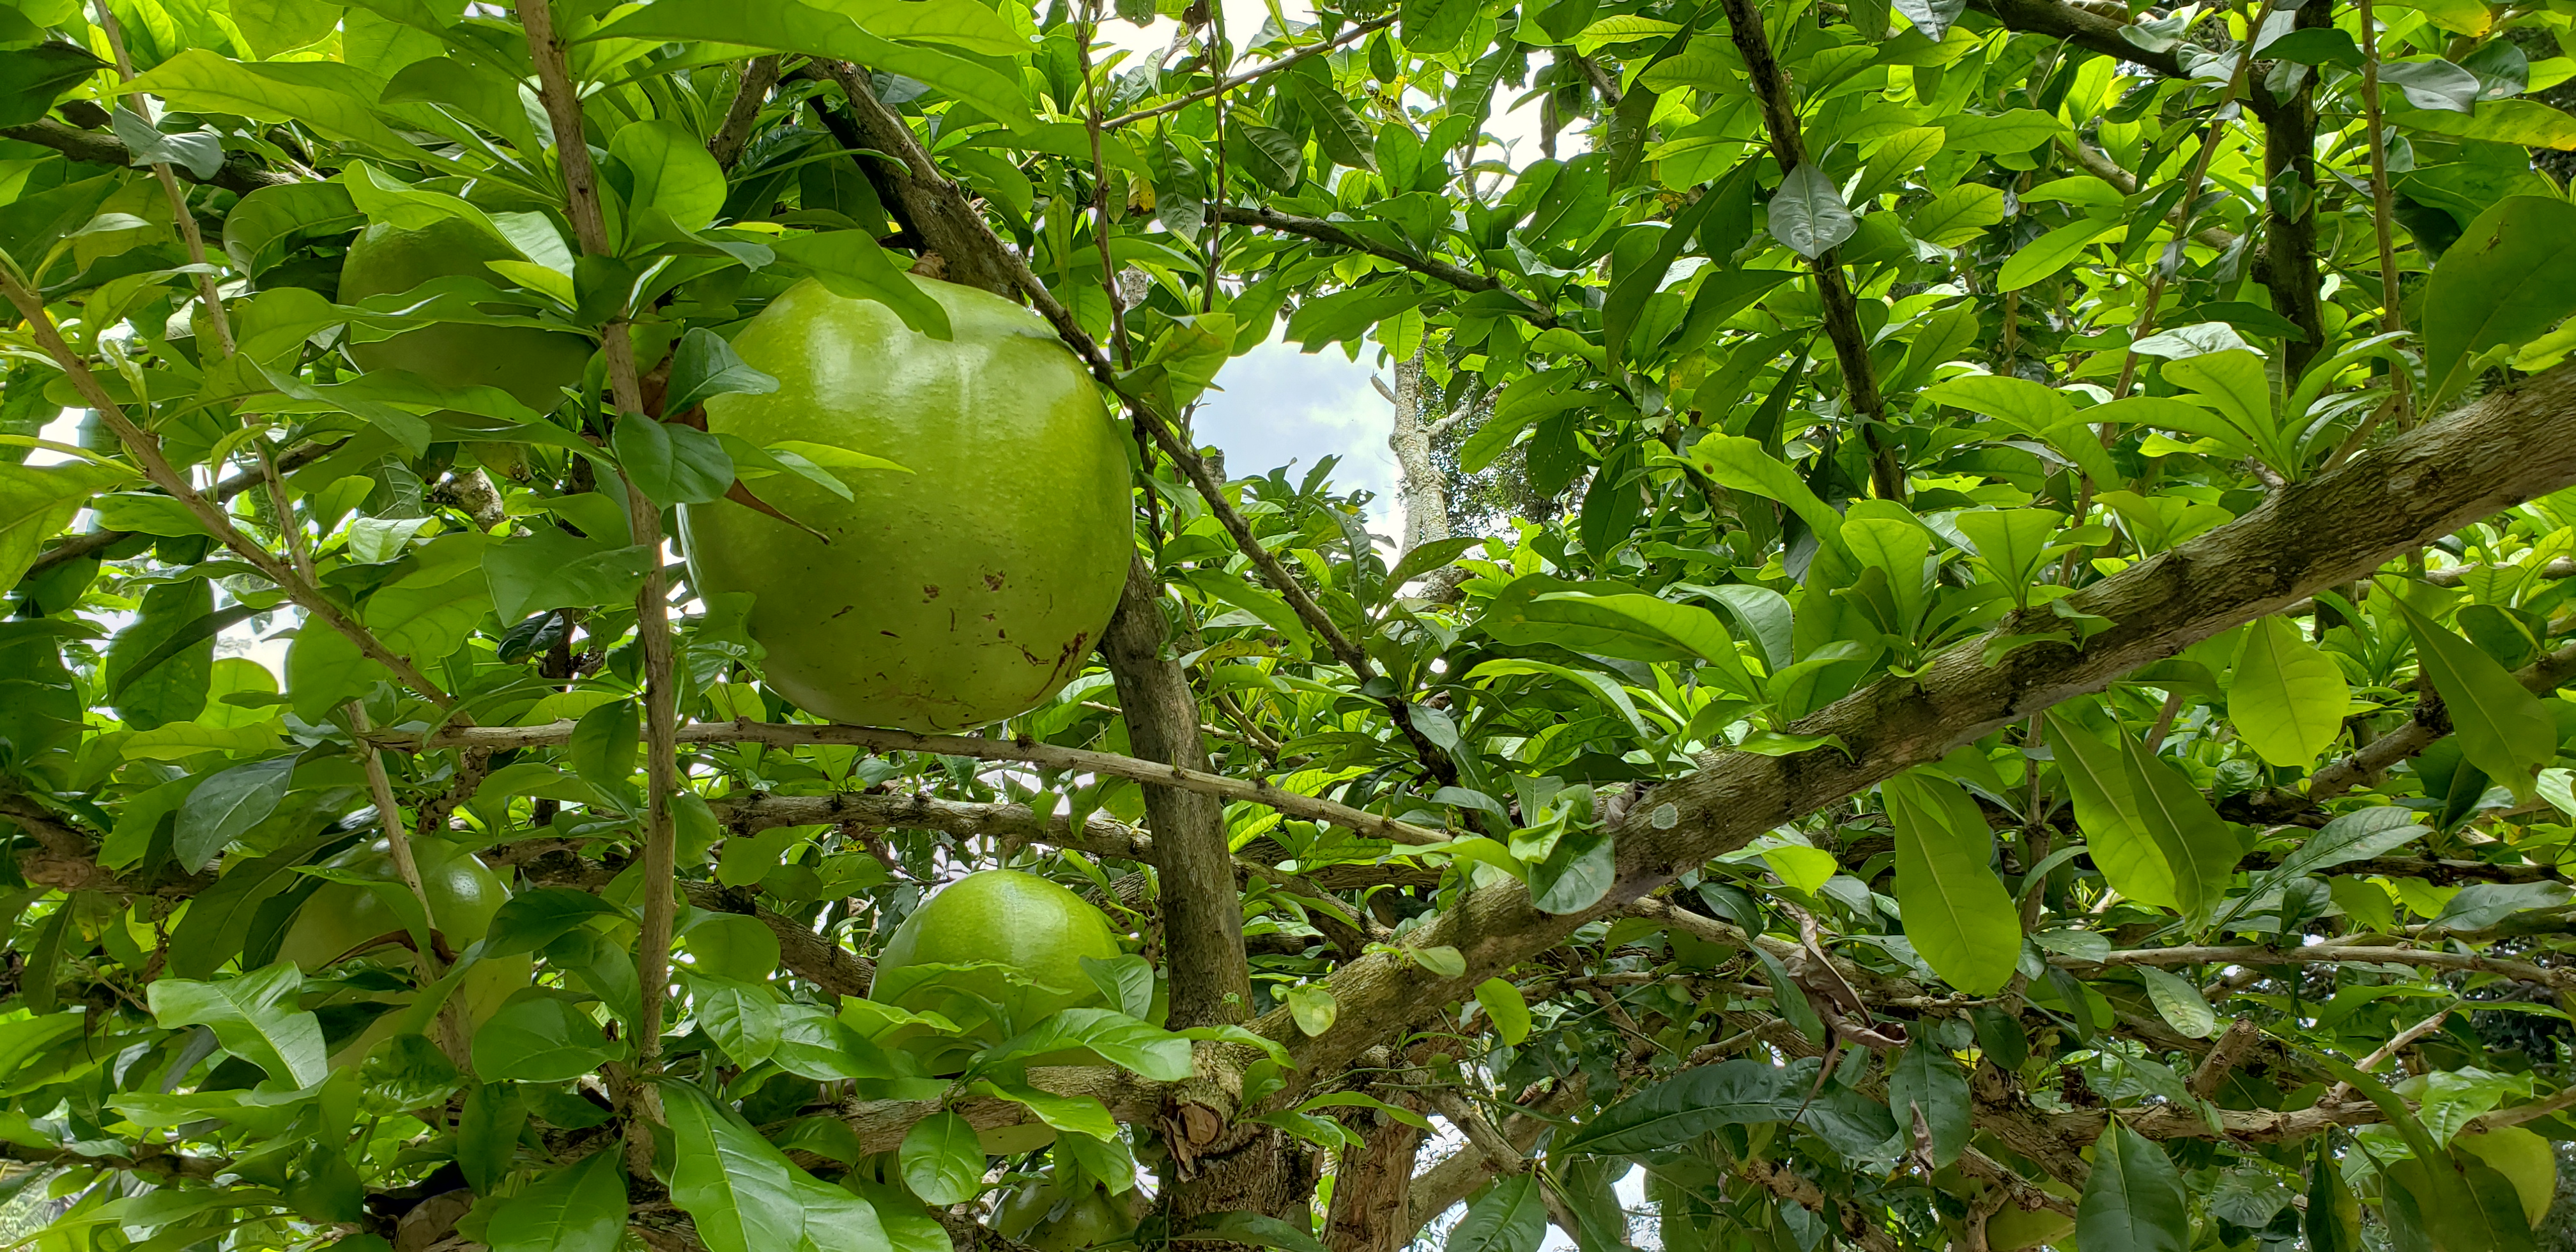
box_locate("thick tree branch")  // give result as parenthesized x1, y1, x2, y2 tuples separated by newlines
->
(1965, 0, 2185, 77)
(1257, 362, 2576, 1102)
(1100, 557, 1253, 1026)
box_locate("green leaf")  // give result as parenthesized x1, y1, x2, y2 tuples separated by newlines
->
(1907, 183, 2005, 247)
(459, 1082, 529, 1195)
(2042, 711, 2179, 906)
(610, 119, 728, 236)
(472, 996, 623, 1083)
(148, 961, 330, 1088)
(898, 1111, 985, 1205)
(2391, 595, 2556, 800)
(2228, 615, 2349, 767)
(123, 50, 421, 155)
(105, 579, 214, 731)
(1953, 508, 2064, 604)
(2397, 98, 2576, 149)
(1448, 1174, 1547, 1252)
(484, 889, 626, 959)
(1683, 436, 1846, 551)
(1286, 983, 1337, 1036)
(1997, 218, 2117, 291)
(1406, 944, 1468, 977)
(1400, 0, 1479, 54)
(614, 415, 737, 507)
(0, 43, 109, 128)
(484, 530, 659, 625)
(1887, 1037, 1970, 1167)
(1767, 164, 1855, 260)
(692, 973, 783, 1068)
(2076, 1121, 2188, 1252)
(1920, 374, 2073, 431)
(0, 462, 132, 594)
(591, 0, 1037, 135)
(488, 1151, 629, 1252)
(1560, 1060, 1798, 1153)
(981, 1007, 1193, 1080)
(2421, 197, 2576, 406)
(769, 238, 953, 339)
(965, 1078, 1119, 1139)
(1881, 771, 2020, 994)
(2119, 732, 2242, 917)
(1528, 827, 1615, 914)
(2135, 966, 2217, 1039)
(174, 757, 295, 873)
(1474, 978, 1530, 1045)
(662, 1079, 885, 1252)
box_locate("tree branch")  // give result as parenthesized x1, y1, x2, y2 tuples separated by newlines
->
(1212, 206, 1557, 329)
(1718, 0, 1904, 503)
(1255, 361, 2576, 1103)
(1965, 0, 2185, 77)
(1102, 15, 1396, 129)
(0, 118, 295, 195)
(375, 719, 1448, 845)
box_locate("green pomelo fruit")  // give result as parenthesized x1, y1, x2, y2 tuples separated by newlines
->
(993, 1175, 1136, 1252)
(337, 217, 594, 415)
(2457, 1125, 2559, 1227)
(868, 869, 1122, 1046)
(277, 836, 528, 1064)
(677, 276, 1131, 732)
(1985, 1204, 2075, 1250)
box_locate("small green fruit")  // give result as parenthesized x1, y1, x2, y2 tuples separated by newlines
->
(868, 869, 1123, 1068)
(337, 217, 594, 415)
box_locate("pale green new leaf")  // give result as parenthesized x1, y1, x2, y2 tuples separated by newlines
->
(2228, 615, 2349, 767)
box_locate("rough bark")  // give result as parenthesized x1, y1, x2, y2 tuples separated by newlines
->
(1965, 0, 2186, 77)
(1258, 361, 2576, 1097)
(1385, 352, 1450, 557)
(1324, 1113, 1427, 1252)
(1098, 556, 1253, 1028)
(2248, 4, 2329, 379)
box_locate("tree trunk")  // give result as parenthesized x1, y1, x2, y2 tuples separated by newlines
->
(1097, 555, 1250, 1029)
(1324, 1113, 1427, 1252)
(1385, 350, 1450, 556)
(2250, 4, 2329, 380)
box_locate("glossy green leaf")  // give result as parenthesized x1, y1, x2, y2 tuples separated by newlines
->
(1881, 771, 2020, 994)
(2393, 595, 2556, 799)
(2228, 615, 2349, 767)
(2076, 1121, 2188, 1252)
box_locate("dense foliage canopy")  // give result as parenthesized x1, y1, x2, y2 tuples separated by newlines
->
(6, 0, 2576, 1248)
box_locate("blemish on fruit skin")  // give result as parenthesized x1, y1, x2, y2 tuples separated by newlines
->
(984, 572, 1006, 591)
(923, 584, 940, 600)
(831, 606, 854, 619)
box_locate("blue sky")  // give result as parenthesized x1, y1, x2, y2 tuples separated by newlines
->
(1193, 335, 1400, 538)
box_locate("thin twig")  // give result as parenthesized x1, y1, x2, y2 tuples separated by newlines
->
(349, 703, 473, 1067)
(0, 268, 447, 703)
(1102, 15, 1395, 128)
(709, 56, 781, 169)
(2356, 0, 2412, 429)
(369, 717, 1450, 846)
